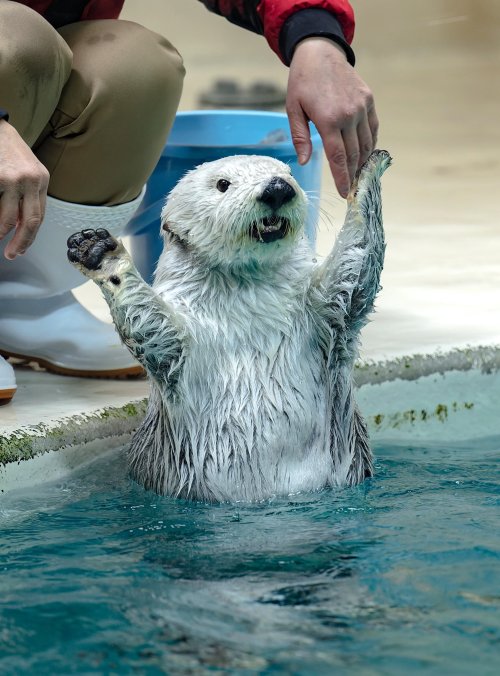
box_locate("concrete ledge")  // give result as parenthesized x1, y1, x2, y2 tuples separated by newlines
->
(1, 345, 499, 494)
(0, 399, 147, 493)
(0, 435, 131, 494)
(360, 369, 500, 442)
(356, 345, 500, 441)
(355, 344, 500, 386)
(0, 399, 147, 465)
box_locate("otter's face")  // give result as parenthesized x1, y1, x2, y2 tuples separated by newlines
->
(161, 155, 308, 267)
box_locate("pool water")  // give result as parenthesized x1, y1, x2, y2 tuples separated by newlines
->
(1, 439, 499, 675)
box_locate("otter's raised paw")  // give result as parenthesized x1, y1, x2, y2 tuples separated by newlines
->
(348, 149, 392, 202)
(67, 229, 118, 271)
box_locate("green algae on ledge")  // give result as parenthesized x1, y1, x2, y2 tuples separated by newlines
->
(0, 399, 148, 465)
(369, 400, 475, 430)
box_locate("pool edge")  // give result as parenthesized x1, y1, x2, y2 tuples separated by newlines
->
(1, 399, 148, 491)
(1, 345, 499, 492)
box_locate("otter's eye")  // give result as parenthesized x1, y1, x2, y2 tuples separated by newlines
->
(216, 179, 231, 193)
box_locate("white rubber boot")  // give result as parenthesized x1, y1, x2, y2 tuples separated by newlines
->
(0, 193, 145, 378)
(0, 354, 16, 405)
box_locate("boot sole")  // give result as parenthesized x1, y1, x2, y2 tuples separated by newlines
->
(1, 350, 145, 380)
(0, 387, 16, 405)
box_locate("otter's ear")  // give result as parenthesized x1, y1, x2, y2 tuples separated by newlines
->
(162, 222, 171, 232)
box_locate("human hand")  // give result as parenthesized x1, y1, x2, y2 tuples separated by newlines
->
(0, 120, 50, 259)
(287, 37, 379, 198)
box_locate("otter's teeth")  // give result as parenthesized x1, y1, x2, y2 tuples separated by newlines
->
(251, 216, 290, 242)
(259, 217, 282, 232)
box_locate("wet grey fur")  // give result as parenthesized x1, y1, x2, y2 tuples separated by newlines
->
(68, 151, 391, 502)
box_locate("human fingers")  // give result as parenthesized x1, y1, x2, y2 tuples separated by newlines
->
(357, 113, 375, 168)
(368, 105, 379, 148)
(0, 122, 50, 257)
(0, 191, 21, 258)
(322, 127, 350, 199)
(39, 188, 47, 225)
(4, 189, 44, 258)
(286, 99, 312, 166)
(341, 124, 361, 187)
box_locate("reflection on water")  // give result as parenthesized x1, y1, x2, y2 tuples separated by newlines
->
(0, 439, 499, 675)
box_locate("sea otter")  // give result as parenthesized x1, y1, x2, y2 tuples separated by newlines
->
(67, 150, 391, 502)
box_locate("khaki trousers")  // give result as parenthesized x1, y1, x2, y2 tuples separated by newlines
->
(0, 1, 185, 205)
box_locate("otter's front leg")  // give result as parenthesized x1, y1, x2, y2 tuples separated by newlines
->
(313, 150, 392, 338)
(67, 229, 185, 386)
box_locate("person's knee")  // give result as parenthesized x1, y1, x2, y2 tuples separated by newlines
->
(0, 1, 72, 140)
(60, 20, 184, 121)
(116, 21, 185, 92)
(0, 2, 72, 84)
(41, 20, 185, 205)
(103, 21, 185, 126)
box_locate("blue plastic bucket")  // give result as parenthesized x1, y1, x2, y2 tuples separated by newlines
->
(126, 110, 323, 281)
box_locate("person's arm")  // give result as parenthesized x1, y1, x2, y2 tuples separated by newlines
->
(199, 0, 378, 198)
(0, 113, 49, 259)
(286, 36, 378, 198)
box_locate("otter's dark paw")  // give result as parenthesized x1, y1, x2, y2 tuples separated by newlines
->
(67, 229, 118, 271)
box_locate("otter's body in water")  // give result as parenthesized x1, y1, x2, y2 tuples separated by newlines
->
(68, 151, 391, 502)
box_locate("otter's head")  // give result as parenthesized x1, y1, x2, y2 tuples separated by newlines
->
(160, 155, 308, 269)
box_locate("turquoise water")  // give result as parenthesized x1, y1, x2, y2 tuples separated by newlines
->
(1, 439, 499, 675)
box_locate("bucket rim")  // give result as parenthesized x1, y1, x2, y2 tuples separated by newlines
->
(164, 109, 321, 150)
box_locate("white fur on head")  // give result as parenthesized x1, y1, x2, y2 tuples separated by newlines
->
(160, 155, 308, 269)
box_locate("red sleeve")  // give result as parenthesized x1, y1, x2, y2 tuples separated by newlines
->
(257, 0, 355, 60)
(16, 0, 125, 21)
(81, 0, 125, 21)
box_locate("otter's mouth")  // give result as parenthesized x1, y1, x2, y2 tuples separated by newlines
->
(250, 216, 290, 243)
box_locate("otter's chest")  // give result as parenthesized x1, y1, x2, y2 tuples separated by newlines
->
(152, 273, 337, 498)
(175, 293, 331, 449)
(185, 310, 325, 398)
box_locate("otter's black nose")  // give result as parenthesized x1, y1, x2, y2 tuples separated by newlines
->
(258, 176, 296, 211)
